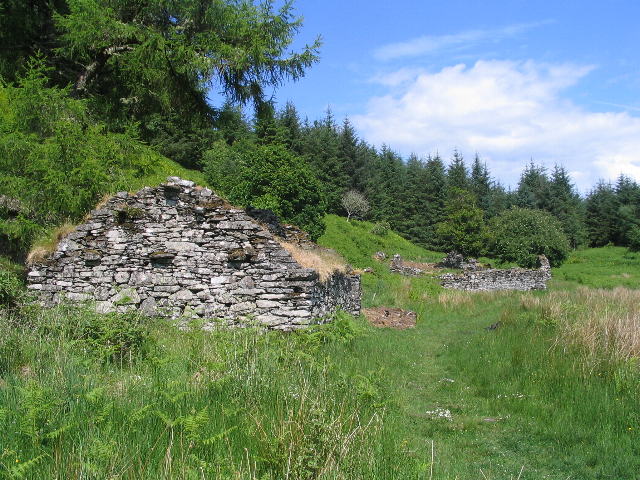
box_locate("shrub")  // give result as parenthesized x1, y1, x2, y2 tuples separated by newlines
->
(627, 226, 640, 252)
(203, 141, 327, 240)
(490, 207, 570, 267)
(0, 268, 25, 307)
(370, 221, 390, 236)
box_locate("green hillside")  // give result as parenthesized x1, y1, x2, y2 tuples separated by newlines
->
(318, 216, 640, 478)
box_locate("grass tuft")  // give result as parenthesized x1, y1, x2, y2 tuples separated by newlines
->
(279, 241, 347, 281)
(26, 222, 76, 264)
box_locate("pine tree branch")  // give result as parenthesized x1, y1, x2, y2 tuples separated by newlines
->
(74, 44, 136, 93)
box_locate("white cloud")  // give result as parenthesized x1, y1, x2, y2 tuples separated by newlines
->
(352, 60, 640, 191)
(374, 21, 552, 61)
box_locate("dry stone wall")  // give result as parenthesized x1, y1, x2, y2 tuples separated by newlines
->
(27, 177, 361, 330)
(440, 256, 551, 291)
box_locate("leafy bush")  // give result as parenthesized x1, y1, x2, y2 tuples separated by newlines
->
(0, 268, 25, 307)
(627, 226, 640, 252)
(370, 221, 390, 236)
(203, 141, 327, 240)
(490, 207, 570, 267)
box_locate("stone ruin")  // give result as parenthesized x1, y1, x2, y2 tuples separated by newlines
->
(436, 251, 481, 271)
(386, 249, 552, 291)
(440, 255, 551, 291)
(27, 177, 361, 330)
(389, 254, 424, 276)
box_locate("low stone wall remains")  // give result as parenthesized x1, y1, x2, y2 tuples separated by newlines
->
(389, 254, 423, 276)
(440, 256, 551, 291)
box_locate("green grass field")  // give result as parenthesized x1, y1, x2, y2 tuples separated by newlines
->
(1, 215, 639, 478)
(552, 245, 640, 290)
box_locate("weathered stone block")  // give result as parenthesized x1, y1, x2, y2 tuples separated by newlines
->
(112, 288, 141, 305)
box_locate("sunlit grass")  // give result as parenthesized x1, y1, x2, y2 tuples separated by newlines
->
(2, 215, 640, 478)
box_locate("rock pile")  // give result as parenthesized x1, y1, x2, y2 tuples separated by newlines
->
(436, 251, 482, 271)
(363, 306, 417, 329)
(389, 254, 423, 276)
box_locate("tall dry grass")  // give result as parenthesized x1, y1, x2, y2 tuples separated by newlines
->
(26, 222, 77, 264)
(279, 241, 348, 281)
(521, 287, 640, 365)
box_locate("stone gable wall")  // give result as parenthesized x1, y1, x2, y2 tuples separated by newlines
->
(27, 178, 360, 330)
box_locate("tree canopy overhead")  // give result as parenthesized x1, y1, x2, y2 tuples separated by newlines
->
(1, 0, 321, 166)
(55, 0, 320, 102)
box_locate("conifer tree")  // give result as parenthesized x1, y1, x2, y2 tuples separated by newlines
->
(614, 175, 640, 245)
(300, 108, 347, 212)
(516, 162, 551, 210)
(401, 154, 428, 243)
(353, 140, 378, 193)
(213, 102, 253, 146)
(277, 102, 304, 154)
(364, 145, 405, 229)
(548, 165, 587, 248)
(422, 154, 448, 248)
(470, 153, 493, 214)
(446, 149, 469, 193)
(1, 0, 321, 168)
(585, 181, 619, 246)
(338, 118, 363, 190)
(436, 188, 488, 256)
(254, 100, 281, 144)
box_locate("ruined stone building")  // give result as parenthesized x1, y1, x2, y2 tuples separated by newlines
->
(27, 177, 361, 330)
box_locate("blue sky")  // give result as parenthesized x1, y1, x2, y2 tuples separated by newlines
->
(237, 1, 640, 191)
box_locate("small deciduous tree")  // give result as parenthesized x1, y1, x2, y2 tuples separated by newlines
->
(341, 190, 370, 221)
(203, 142, 327, 240)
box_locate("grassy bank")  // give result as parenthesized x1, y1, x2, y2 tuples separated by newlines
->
(1, 215, 639, 478)
(0, 307, 414, 479)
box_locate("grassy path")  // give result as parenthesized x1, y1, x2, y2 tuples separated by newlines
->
(321, 216, 640, 479)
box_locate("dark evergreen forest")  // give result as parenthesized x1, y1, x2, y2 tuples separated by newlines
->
(1, 0, 639, 265)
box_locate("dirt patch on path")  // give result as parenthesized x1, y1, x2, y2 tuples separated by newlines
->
(363, 307, 417, 329)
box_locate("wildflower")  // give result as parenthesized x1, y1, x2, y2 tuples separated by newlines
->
(425, 408, 453, 421)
